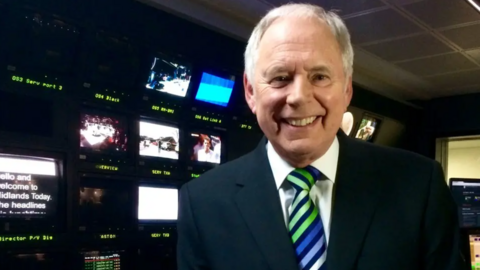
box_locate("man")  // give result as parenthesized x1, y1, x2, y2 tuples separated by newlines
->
(177, 3, 463, 270)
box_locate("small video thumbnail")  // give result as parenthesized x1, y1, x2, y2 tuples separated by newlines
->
(80, 113, 128, 152)
(189, 133, 221, 164)
(145, 57, 192, 97)
(355, 116, 380, 142)
(139, 121, 179, 160)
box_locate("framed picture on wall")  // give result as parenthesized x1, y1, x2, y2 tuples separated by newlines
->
(354, 113, 383, 143)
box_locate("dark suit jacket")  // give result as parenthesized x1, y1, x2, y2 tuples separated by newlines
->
(177, 131, 464, 270)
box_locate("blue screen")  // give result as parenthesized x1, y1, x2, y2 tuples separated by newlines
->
(195, 72, 235, 107)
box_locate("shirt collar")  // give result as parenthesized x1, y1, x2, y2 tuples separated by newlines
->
(267, 137, 339, 190)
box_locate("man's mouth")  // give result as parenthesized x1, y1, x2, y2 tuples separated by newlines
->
(284, 116, 319, 127)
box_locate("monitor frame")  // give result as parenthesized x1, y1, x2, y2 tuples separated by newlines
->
(353, 112, 383, 143)
(449, 178, 480, 229)
(185, 127, 226, 169)
(0, 148, 65, 233)
(137, 181, 180, 226)
(193, 71, 236, 109)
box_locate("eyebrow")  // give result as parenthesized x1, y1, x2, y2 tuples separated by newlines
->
(308, 65, 331, 74)
(262, 66, 291, 78)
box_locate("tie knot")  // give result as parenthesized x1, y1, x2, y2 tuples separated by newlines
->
(286, 165, 321, 191)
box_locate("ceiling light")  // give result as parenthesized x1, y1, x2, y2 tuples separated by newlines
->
(467, 0, 480, 12)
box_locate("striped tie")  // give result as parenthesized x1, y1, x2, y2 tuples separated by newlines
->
(287, 166, 327, 270)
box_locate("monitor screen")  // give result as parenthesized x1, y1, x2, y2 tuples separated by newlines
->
(138, 186, 178, 221)
(194, 72, 235, 107)
(0, 155, 58, 219)
(450, 179, 480, 228)
(82, 250, 124, 270)
(80, 112, 128, 153)
(5, 253, 66, 270)
(145, 56, 192, 97)
(189, 133, 221, 164)
(355, 115, 381, 142)
(79, 182, 131, 228)
(471, 235, 480, 270)
(139, 121, 179, 160)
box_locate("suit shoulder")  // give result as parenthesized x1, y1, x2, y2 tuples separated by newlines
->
(352, 139, 436, 167)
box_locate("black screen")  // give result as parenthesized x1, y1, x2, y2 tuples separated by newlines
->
(79, 182, 131, 229)
(0, 156, 58, 219)
(451, 179, 480, 228)
(82, 250, 124, 270)
(3, 253, 66, 270)
(0, 91, 53, 137)
(80, 112, 128, 153)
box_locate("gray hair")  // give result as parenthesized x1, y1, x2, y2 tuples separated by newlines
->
(244, 3, 354, 83)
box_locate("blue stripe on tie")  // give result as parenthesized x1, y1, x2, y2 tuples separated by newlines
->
(293, 214, 321, 249)
(289, 201, 316, 235)
(295, 219, 322, 256)
(299, 233, 325, 269)
(289, 171, 312, 190)
(302, 239, 327, 270)
(298, 233, 324, 262)
(304, 166, 321, 182)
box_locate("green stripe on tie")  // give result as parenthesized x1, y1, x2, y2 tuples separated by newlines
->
(296, 169, 315, 186)
(290, 190, 309, 213)
(289, 199, 312, 230)
(287, 174, 309, 190)
(292, 207, 318, 243)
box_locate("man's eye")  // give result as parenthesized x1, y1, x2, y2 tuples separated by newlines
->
(313, 74, 327, 81)
(272, 76, 290, 82)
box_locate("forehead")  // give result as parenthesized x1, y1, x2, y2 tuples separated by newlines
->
(257, 17, 342, 66)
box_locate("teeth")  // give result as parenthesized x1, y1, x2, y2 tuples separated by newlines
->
(287, 116, 317, 127)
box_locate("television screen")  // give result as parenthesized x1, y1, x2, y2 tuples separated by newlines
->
(145, 56, 192, 97)
(80, 112, 128, 153)
(189, 133, 221, 164)
(4, 253, 67, 270)
(471, 235, 480, 270)
(355, 115, 381, 142)
(0, 155, 58, 219)
(139, 121, 179, 160)
(79, 182, 131, 228)
(138, 186, 178, 221)
(194, 72, 235, 107)
(450, 179, 480, 228)
(82, 250, 124, 270)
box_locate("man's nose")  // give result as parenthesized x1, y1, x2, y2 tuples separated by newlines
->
(286, 76, 313, 107)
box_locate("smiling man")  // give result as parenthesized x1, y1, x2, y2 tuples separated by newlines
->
(177, 3, 463, 270)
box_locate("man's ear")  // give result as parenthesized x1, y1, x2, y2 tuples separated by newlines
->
(244, 72, 256, 114)
(344, 76, 353, 111)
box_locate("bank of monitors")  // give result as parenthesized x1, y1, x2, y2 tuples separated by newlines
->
(354, 114, 381, 143)
(1, 252, 68, 270)
(188, 132, 222, 165)
(145, 55, 192, 98)
(450, 178, 480, 228)
(194, 72, 235, 107)
(79, 110, 128, 157)
(139, 120, 179, 161)
(138, 185, 178, 223)
(0, 153, 62, 232)
(81, 249, 126, 270)
(78, 178, 133, 231)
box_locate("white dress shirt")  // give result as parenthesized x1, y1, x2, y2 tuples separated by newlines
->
(266, 137, 339, 244)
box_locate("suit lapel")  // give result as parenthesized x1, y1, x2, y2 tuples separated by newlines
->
(235, 138, 298, 270)
(326, 131, 383, 270)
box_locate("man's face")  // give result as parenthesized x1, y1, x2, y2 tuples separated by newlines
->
(245, 17, 352, 167)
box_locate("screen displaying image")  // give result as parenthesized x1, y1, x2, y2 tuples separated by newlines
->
(355, 115, 381, 142)
(138, 186, 178, 221)
(189, 133, 221, 164)
(80, 112, 128, 153)
(139, 121, 179, 160)
(0, 155, 58, 219)
(82, 250, 124, 270)
(194, 72, 235, 107)
(5, 253, 66, 270)
(79, 183, 131, 228)
(145, 56, 192, 97)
